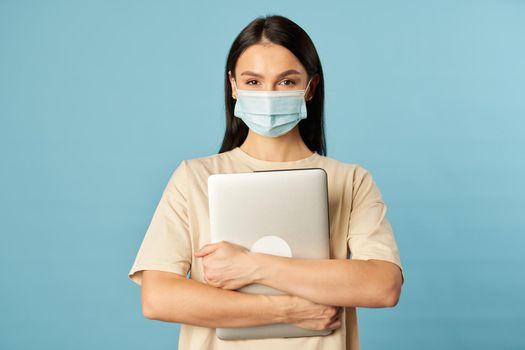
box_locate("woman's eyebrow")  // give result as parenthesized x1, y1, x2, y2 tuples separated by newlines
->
(240, 69, 302, 79)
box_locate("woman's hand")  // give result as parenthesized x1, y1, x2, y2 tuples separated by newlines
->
(194, 240, 258, 290)
(273, 294, 343, 331)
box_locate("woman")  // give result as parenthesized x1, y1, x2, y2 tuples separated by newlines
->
(128, 14, 404, 350)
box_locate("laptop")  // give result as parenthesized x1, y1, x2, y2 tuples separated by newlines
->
(207, 167, 332, 340)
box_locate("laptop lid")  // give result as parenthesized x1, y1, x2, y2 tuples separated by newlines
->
(207, 167, 332, 340)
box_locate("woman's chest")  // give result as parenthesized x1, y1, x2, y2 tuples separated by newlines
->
(185, 167, 354, 260)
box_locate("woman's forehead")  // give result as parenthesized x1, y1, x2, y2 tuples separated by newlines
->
(235, 43, 306, 78)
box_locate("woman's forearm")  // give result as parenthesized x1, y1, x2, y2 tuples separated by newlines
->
(141, 270, 288, 328)
(251, 254, 402, 308)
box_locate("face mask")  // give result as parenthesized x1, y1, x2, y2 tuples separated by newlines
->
(232, 78, 313, 138)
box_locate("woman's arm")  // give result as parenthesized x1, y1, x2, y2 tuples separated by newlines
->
(251, 254, 403, 308)
(140, 270, 288, 327)
(195, 241, 403, 308)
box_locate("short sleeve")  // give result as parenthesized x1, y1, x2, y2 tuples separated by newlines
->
(128, 160, 192, 286)
(347, 166, 404, 282)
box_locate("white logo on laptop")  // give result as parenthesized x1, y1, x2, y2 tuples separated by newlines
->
(250, 235, 293, 258)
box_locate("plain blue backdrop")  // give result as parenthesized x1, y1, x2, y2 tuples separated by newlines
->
(1, 1, 524, 349)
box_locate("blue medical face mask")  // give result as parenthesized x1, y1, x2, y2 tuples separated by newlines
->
(232, 78, 313, 138)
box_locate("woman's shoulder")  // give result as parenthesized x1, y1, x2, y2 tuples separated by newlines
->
(183, 150, 232, 167)
(174, 150, 235, 178)
(317, 153, 370, 178)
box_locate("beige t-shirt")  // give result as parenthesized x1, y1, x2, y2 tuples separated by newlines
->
(128, 146, 404, 350)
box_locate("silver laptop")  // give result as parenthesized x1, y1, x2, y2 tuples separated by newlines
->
(207, 167, 332, 340)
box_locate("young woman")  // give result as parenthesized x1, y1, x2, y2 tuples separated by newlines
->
(129, 14, 404, 350)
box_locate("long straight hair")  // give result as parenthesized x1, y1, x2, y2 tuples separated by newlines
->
(219, 14, 327, 156)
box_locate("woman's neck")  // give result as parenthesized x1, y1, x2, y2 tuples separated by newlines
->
(239, 127, 314, 162)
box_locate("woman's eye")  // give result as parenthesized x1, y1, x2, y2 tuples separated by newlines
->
(244, 79, 295, 87)
(280, 79, 296, 86)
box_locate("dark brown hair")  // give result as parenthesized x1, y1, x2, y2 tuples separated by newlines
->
(219, 14, 327, 155)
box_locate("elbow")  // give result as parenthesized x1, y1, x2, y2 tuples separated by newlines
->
(139, 271, 188, 321)
(383, 286, 401, 307)
(374, 262, 403, 308)
(142, 300, 157, 320)
(382, 275, 403, 307)
(142, 295, 157, 319)
(141, 288, 161, 320)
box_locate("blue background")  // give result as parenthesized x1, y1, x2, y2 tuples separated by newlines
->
(1, 1, 524, 349)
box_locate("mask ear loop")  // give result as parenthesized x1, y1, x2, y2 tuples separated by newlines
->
(232, 78, 238, 99)
(304, 77, 313, 100)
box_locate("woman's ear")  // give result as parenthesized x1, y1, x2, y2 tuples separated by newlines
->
(228, 70, 237, 99)
(305, 74, 320, 101)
